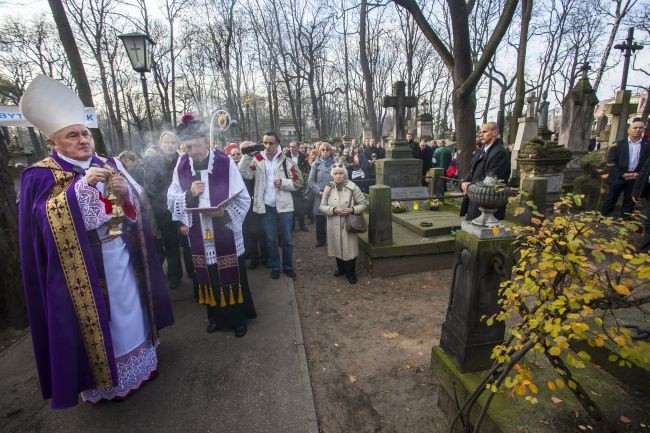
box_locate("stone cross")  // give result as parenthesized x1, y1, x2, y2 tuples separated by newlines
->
(525, 92, 539, 119)
(383, 81, 417, 141)
(614, 27, 644, 90)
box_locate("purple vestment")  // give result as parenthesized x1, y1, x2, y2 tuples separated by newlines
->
(18, 152, 174, 409)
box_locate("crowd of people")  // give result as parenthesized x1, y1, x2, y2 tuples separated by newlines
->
(15, 75, 375, 409)
(13, 74, 650, 412)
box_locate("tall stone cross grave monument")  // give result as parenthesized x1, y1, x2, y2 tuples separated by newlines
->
(375, 81, 423, 191)
(606, 27, 643, 145)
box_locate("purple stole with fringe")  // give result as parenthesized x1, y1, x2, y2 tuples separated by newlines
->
(177, 151, 243, 308)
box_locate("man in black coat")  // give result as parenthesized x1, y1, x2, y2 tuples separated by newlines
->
(633, 153, 650, 252)
(601, 120, 649, 219)
(288, 141, 310, 231)
(144, 132, 185, 289)
(407, 132, 418, 157)
(414, 139, 433, 186)
(460, 122, 511, 221)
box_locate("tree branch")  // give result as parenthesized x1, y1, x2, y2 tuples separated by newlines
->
(392, 0, 454, 70)
(458, 0, 520, 99)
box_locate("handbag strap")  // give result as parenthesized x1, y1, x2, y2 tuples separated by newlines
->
(347, 185, 355, 209)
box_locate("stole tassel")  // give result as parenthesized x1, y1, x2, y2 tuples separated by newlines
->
(198, 285, 206, 304)
(220, 287, 227, 307)
(237, 285, 244, 304)
(208, 286, 217, 307)
(228, 286, 236, 305)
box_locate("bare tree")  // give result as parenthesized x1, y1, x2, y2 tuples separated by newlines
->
(392, 0, 519, 176)
(64, 0, 126, 149)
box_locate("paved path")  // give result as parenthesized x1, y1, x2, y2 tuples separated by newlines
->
(0, 268, 318, 433)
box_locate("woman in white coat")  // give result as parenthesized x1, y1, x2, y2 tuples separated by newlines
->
(319, 164, 368, 284)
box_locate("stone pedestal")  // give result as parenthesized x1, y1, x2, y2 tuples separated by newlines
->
(511, 117, 538, 175)
(439, 228, 513, 373)
(518, 156, 572, 206)
(368, 185, 393, 245)
(375, 155, 422, 187)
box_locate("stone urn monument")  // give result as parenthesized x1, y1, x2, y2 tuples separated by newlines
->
(467, 176, 511, 227)
(517, 136, 573, 205)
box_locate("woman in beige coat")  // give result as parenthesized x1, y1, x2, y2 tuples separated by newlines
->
(319, 164, 368, 284)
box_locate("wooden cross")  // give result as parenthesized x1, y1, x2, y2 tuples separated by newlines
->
(383, 81, 417, 140)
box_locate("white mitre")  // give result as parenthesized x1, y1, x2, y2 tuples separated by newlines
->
(19, 75, 86, 137)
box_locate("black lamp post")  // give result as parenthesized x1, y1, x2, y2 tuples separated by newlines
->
(119, 32, 155, 132)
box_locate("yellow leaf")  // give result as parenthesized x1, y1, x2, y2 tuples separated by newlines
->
(529, 383, 539, 394)
(491, 226, 500, 235)
(549, 346, 561, 356)
(614, 336, 626, 346)
(551, 396, 563, 404)
(547, 380, 556, 391)
(614, 284, 631, 296)
(555, 378, 565, 389)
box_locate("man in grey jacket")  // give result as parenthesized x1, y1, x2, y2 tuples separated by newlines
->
(239, 131, 303, 279)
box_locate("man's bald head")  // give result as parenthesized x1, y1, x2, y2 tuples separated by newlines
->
(479, 122, 499, 146)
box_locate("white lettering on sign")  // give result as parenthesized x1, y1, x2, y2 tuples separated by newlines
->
(0, 105, 98, 129)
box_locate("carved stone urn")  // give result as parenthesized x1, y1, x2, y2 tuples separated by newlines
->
(467, 175, 511, 227)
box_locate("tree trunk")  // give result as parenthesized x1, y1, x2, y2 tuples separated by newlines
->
(509, 0, 532, 145)
(359, 0, 379, 139)
(47, 0, 106, 154)
(0, 132, 27, 329)
(454, 91, 477, 178)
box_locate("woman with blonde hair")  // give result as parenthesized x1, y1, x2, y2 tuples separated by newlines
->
(319, 164, 368, 284)
(308, 142, 336, 247)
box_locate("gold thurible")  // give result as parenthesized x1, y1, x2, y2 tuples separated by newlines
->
(105, 171, 124, 237)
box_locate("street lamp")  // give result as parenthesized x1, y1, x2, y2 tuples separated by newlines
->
(119, 32, 155, 132)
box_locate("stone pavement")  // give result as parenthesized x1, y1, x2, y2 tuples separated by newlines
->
(0, 268, 318, 433)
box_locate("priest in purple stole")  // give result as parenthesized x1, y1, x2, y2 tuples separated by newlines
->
(18, 75, 174, 409)
(168, 120, 256, 337)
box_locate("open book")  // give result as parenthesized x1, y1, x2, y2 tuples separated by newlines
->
(185, 190, 241, 213)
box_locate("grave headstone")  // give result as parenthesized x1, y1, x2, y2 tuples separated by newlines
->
(558, 63, 599, 187)
(417, 112, 433, 140)
(517, 137, 572, 206)
(427, 167, 445, 199)
(511, 92, 539, 176)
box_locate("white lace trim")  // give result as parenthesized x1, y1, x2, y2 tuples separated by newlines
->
(189, 148, 215, 177)
(75, 178, 112, 231)
(80, 340, 158, 402)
